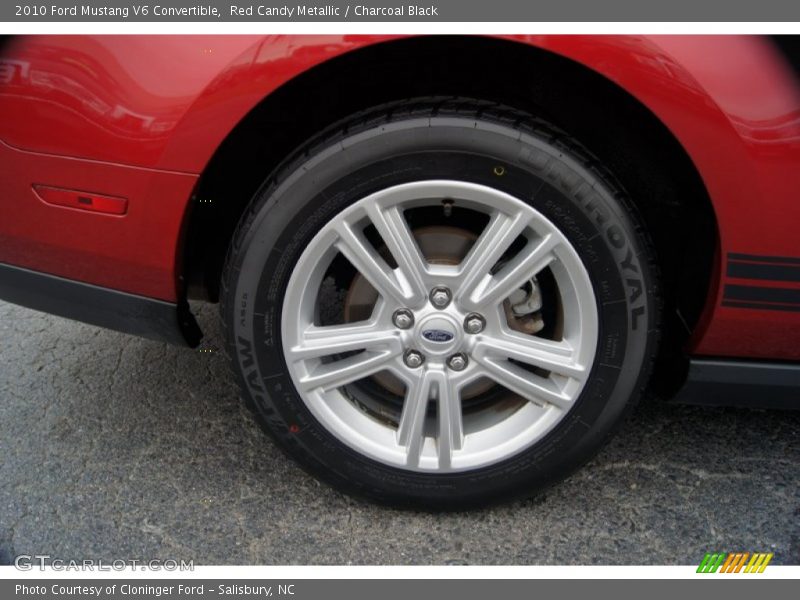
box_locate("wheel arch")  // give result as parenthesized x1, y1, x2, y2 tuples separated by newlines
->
(182, 35, 719, 388)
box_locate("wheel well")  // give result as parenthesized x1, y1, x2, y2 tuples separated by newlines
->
(184, 35, 717, 390)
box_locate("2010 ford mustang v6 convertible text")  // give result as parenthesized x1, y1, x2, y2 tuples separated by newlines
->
(1, 35, 798, 507)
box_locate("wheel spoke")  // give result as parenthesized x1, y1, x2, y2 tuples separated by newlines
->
(334, 221, 413, 306)
(288, 322, 399, 360)
(455, 210, 530, 305)
(397, 368, 464, 469)
(466, 234, 558, 311)
(365, 204, 429, 303)
(473, 357, 572, 410)
(436, 370, 464, 469)
(296, 351, 400, 393)
(290, 323, 402, 392)
(397, 370, 435, 467)
(473, 333, 586, 381)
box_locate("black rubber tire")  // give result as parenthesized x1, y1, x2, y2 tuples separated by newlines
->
(221, 98, 660, 509)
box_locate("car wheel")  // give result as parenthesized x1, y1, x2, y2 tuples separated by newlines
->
(221, 98, 659, 508)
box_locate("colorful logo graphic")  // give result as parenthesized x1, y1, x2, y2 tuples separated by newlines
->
(697, 552, 774, 573)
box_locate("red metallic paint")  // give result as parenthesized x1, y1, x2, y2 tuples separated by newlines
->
(0, 138, 196, 299)
(1, 35, 799, 359)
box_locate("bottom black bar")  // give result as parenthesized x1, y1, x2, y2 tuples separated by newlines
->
(671, 358, 800, 409)
(0, 262, 201, 347)
(1, 579, 796, 600)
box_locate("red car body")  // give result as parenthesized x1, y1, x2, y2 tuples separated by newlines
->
(1, 35, 799, 381)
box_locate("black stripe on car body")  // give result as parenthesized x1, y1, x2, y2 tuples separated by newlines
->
(727, 253, 800, 282)
(727, 261, 800, 282)
(728, 252, 800, 266)
(722, 300, 800, 313)
(723, 253, 800, 312)
(724, 284, 800, 305)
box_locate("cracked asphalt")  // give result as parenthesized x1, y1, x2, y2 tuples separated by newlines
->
(0, 299, 798, 566)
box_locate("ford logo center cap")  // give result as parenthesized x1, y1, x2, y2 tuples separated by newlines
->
(422, 329, 455, 343)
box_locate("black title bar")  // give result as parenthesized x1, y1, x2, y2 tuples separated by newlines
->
(4, 0, 800, 22)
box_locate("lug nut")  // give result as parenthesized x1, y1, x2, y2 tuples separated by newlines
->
(392, 308, 414, 329)
(403, 349, 425, 369)
(447, 353, 468, 371)
(464, 313, 486, 334)
(429, 286, 452, 308)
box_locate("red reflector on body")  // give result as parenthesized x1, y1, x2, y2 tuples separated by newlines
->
(33, 185, 128, 215)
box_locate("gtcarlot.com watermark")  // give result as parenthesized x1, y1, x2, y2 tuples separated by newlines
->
(14, 554, 194, 571)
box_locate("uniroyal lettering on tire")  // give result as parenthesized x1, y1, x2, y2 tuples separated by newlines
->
(221, 98, 660, 508)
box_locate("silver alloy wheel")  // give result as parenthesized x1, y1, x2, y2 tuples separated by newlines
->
(281, 180, 598, 472)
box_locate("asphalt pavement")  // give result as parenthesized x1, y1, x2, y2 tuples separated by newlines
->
(1, 299, 798, 565)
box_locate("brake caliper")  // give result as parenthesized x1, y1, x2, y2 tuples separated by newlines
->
(505, 277, 545, 334)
